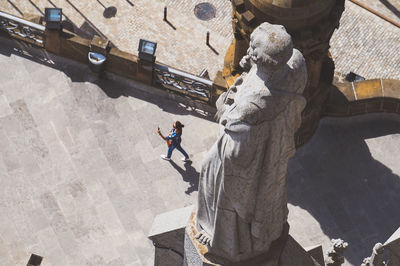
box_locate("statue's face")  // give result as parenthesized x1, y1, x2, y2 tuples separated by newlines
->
(249, 34, 267, 64)
(249, 34, 281, 70)
(248, 24, 293, 71)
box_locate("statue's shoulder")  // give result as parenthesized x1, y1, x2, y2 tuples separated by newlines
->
(232, 88, 283, 124)
(285, 49, 307, 93)
(288, 49, 306, 69)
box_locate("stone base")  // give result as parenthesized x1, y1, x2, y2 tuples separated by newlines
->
(148, 205, 194, 266)
(184, 211, 322, 266)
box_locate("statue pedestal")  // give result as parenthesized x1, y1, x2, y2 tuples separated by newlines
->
(148, 205, 194, 266)
(184, 211, 322, 266)
(148, 208, 325, 266)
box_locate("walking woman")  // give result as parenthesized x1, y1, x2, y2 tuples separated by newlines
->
(157, 121, 191, 162)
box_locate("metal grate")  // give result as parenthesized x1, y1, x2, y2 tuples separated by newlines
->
(194, 2, 216, 21)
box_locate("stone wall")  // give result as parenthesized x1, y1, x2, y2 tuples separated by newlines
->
(0, 11, 223, 105)
(324, 79, 400, 117)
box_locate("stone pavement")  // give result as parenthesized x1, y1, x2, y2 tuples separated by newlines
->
(356, 0, 400, 25)
(287, 114, 400, 265)
(0, 35, 219, 266)
(1, 35, 400, 265)
(330, 0, 400, 80)
(1, 0, 232, 80)
(1, 0, 399, 80)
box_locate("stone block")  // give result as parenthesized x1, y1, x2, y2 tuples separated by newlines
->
(90, 35, 109, 55)
(349, 102, 367, 115)
(384, 227, 400, 247)
(382, 79, 400, 99)
(106, 48, 138, 80)
(60, 35, 90, 65)
(232, 0, 245, 13)
(44, 29, 61, 55)
(278, 236, 321, 266)
(323, 104, 349, 116)
(184, 211, 317, 266)
(148, 205, 194, 266)
(384, 227, 400, 266)
(242, 11, 255, 25)
(354, 79, 383, 100)
(323, 85, 351, 116)
(365, 99, 383, 113)
(305, 245, 324, 266)
(335, 83, 357, 102)
(382, 99, 399, 113)
(137, 60, 154, 85)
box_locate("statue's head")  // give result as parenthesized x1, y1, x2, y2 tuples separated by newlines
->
(248, 23, 293, 71)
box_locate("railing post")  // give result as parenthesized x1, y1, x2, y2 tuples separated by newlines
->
(163, 6, 167, 21)
(44, 29, 61, 55)
(137, 59, 154, 85)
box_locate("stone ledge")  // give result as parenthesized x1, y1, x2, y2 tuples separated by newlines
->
(184, 211, 320, 266)
(106, 48, 138, 80)
(1, 12, 227, 105)
(324, 79, 400, 116)
(149, 206, 194, 266)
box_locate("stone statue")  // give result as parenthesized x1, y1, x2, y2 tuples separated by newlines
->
(326, 238, 348, 266)
(195, 22, 308, 262)
(361, 243, 385, 266)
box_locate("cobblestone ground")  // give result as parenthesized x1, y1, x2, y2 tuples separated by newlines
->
(330, 0, 400, 79)
(1, 0, 399, 80)
(357, 0, 400, 24)
(0, 0, 232, 80)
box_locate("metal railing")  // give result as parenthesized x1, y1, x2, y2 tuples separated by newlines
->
(153, 64, 213, 102)
(0, 11, 45, 47)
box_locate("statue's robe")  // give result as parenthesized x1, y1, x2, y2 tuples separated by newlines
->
(197, 49, 307, 260)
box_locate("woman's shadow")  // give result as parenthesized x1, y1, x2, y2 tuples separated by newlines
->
(169, 160, 200, 195)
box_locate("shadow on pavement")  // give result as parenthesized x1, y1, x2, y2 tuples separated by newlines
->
(169, 160, 199, 195)
(6, 0, 24, 16)
(287, 114, 400, 265)
(0, 35, 216, 121)
(380, 0, 400, 19)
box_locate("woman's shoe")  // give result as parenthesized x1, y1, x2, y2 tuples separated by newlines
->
(161, 155, 171, 161)
(181, 157, 191, 162)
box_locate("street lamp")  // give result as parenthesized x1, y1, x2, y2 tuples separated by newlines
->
(44, 8, 62, 30)
(138, 39, 157, 63)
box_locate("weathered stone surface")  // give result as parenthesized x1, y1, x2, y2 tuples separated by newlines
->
(106, 48, 139, 80)
(149, 205, 194, 266)
(196, 23, 307, 262)
(90, 35, 109, 55)
(323, 79, 400, 117)
(305, 245, 324, 266)
(278, 236, 320, 266)
(185, 212, 319, 266)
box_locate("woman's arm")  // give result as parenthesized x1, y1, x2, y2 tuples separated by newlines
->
(156, 128, 166, 140)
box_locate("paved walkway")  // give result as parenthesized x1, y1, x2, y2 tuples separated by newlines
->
(0, 35, 219, 266)
(1, 0, 399, 80)
(330, 0, 400, 80)
(1, 0, 232, 80)
(1, 36, 400, 265)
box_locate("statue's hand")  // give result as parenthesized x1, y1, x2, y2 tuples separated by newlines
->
(239, 54, 252, 72)
(230, 76, 243, 92)
(195, 230, 212, 246)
